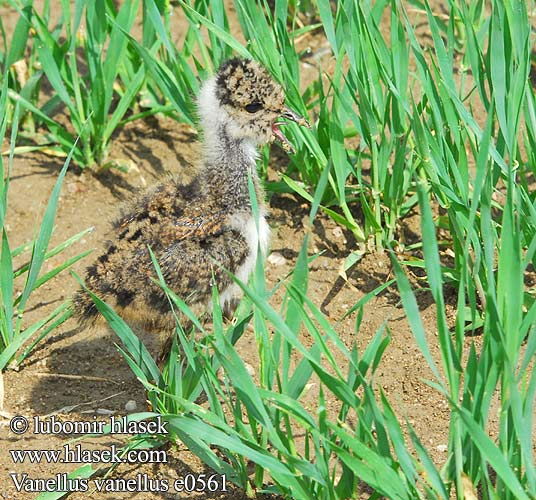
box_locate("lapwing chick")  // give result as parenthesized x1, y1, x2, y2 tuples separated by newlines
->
(74, 58, 309, 335)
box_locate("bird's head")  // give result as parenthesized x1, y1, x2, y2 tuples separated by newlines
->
(199, 58, 309, 154)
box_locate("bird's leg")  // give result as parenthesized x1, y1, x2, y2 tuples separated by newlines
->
(155, 319, 192, 369)
(222, 298, 240, 322)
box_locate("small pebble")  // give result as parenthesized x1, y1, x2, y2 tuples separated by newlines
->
(67, 181, 87, 194)
(244, 363, 255, 377)
(304, 383, 316, 393)
(267, 252, 286, 266)
(125, 400, 137, 412)
(437, 444, 448, 452)
(332, 226, 345, 240)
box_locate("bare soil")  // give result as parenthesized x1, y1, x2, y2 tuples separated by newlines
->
(0, 117, 457, 500)
(0, 2, 492, 499)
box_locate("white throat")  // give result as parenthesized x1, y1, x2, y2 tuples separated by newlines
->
(197, 77, 271, 310)
(198, 78, 258, 166)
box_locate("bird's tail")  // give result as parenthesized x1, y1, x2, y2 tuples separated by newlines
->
(72, 288, 99, 325)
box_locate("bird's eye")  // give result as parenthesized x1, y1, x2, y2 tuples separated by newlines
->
(245, 102, 263, 113)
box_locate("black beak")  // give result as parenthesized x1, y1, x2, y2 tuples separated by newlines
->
(271, 106, 310, 154)
(281, 106, 310, 128)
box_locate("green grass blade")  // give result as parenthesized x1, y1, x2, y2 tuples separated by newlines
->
(455, 406, 531, 500)
(71, 271, 162, 386)
(179, 0, 252, 60)
(16, 138, 77, 317)
(0, 229, 14, 344)
(390, 250, 443, 386)
(106, 18, 195, 124)
(0, 302, 70, 371)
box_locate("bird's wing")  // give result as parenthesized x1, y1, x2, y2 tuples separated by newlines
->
(116, 209, 226, 247)
(157, 210, 227, 244)
(114, 182, 181, 230)
(113, 178, 229, 244)
(154, 222, 250, 306)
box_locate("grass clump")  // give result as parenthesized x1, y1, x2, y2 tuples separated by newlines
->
(0, 84, 90, 372)
(0, 0, 533, 498)
(89, 152, 533, 499)
(8, 0, 149, 169)
(88, 201, 534, 499)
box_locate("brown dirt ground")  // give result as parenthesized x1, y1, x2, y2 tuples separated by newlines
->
(0, 122, 461, 500)
(0, 2, 508, 500)
(0, 116, 458, 500)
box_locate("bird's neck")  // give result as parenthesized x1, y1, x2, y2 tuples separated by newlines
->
(200, 124, 260, 208)
(201, 123, 262, 210)
(197, 77, 265, 211)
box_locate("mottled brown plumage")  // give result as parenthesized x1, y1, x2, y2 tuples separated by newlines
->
(74, 58, 309, 334)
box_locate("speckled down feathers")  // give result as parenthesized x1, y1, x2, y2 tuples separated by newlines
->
(73, 176, 249, 327)
(73, 58, 303, 333)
